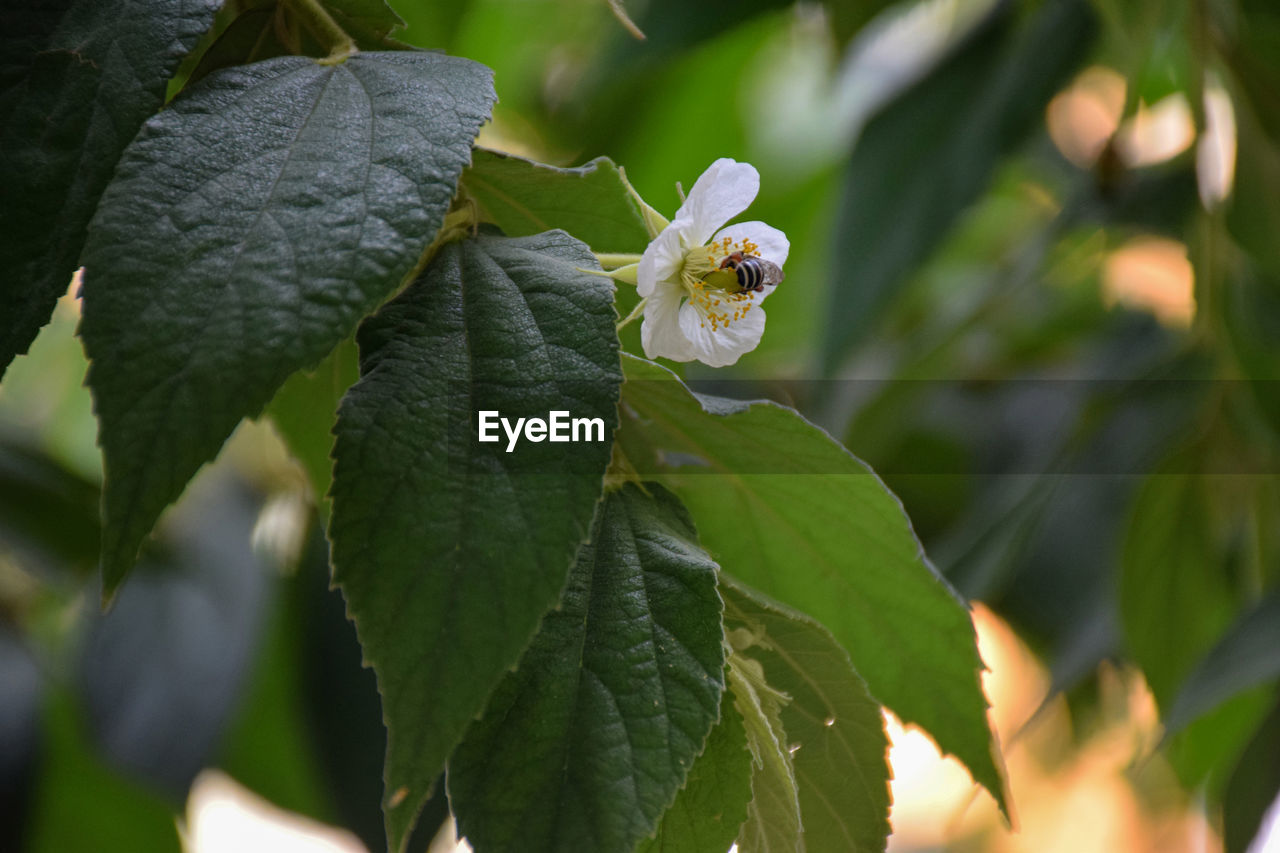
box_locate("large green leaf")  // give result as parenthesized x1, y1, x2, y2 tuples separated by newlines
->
(0, 0, 220, 379)
(79, 52, 495, 596)
(730, 654, 803, 853)
(449, 483, 725, 853)
(636, 691, 753, 853)
(721, 576, 891, 853)
(1119, 471, 1238, 708)
(820, 0, 1096, 370)
(463, 149, 652, 254)
(618, 354, 1006, 813)
(329, 231, 621, 852)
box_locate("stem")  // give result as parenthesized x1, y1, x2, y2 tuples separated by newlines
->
(595, 253, 643, 269)
(606, 0, 647, 40)
(283, 0, 357, 62)
(616, 297, 646, 331)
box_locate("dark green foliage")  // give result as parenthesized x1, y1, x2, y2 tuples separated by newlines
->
(618, 355, 1007, 814)
(6, 0, 1280, 849)
(449, 483, 725, 853)
(721, 576, 891, 852)
(79, 52, 495, 596)
(636, 691, 753, 853)
(464, 149, 653, 253)
(0, 0, 220, 378)
(329, 231, 621, 850)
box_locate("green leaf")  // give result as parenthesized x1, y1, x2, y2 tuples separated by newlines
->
(618, 354, 1007, 814)
(1119, 471, 1238, 708)
(729, 654, 803, 853)
(1223, 699, 1280, 853)
(463, 149, 652, 253)
(79, 52, 496, 596)
(0, 0, 220, 379)
(1165, 588, 1280, 734)
(820, 0, 1096, 370)
(721, 576, 891, 853)
(329, 231, 621, 852)
(636, 691, 753, 853)
(448, 483, 726, 853)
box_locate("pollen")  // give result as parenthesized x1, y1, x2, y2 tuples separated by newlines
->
(688, 286, 757, 336)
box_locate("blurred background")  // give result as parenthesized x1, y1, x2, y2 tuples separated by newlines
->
(2, 0, 1279, 850)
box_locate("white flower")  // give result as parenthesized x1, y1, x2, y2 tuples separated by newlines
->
(637, 159, 789, 367)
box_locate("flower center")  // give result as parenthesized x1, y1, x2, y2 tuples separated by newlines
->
(678, 236, 765, 334)
(679, 236, 763, 292)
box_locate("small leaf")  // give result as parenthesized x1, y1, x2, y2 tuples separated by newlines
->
(636, 692, 753, 853)
(821, 0, 1096, 370)
(0, 0, 220, 378)
(329, 231, 621, 852)
(721, 576, 891, 853)
(1165, 588, 1280, 735)
(463, 149, 652, 253)
(618, 354, 1007, 814)
(729, 654, 803, 853)
(79, 52, 496, 596)
(448, 483, 725, 853)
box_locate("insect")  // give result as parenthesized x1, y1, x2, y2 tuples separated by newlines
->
(719, 251, 784, 293)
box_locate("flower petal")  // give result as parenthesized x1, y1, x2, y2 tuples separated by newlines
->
(677, 299, 767, 368)
(637, 218, 692, 298)
(640, 278, 698, 362)
(675, 159, 760, 246)
(710, 221, 791, 267)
